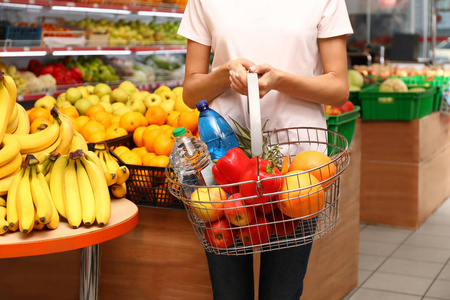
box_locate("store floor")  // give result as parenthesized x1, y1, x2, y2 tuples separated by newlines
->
(344, 196, 450, 300)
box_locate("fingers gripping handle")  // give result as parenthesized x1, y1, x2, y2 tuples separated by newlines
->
(247, 72, 263, 157)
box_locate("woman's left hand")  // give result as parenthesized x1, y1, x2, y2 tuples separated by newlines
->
(249, 64, 279, 98)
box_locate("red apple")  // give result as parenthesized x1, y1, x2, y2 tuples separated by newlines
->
(223, 193, 256, 227)
(267, 208, 300, 236)
(205, 218, 237, 249)
(190, 187, 227, 222)
(328, 107, 342, 115)
(340, 101, 355, 113)
(238, 214, 272, 246)
(324, 105, 333, 115)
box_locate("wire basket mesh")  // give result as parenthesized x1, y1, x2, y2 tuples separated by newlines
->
(166, 127, 350, 255)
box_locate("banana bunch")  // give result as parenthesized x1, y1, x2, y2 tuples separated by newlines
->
(48, 149, 111, 228)
(0, 196, 8, 235)
(94, 143, 130, 198)
(0, 73, 18, 145)
(6, 155, 59, 234)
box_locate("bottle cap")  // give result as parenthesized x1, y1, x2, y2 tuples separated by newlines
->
(173, 127, 187, 137)
(195, 99, 209, 112)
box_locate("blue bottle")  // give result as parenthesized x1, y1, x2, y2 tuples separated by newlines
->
(196, 100, 240, 161)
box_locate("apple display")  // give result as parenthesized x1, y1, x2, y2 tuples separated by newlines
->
(339, 101, 355, 113)
(144, 93, 163, 108)
(190, 187, 227, 222)
(223, 193, 256, 227)
(238, 214, 272, 246)
(204, 218, 237, 249)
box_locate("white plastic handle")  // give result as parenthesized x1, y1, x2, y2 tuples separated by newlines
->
(247, 72, 263, 157)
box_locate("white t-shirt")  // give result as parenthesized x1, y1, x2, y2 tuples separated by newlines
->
(178, 0, 353, 135)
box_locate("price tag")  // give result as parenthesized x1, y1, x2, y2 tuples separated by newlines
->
(24, 47, 30, 51)
(93, 3, 98, 8)
(4, 0, 10, 3)
(67, 2, 75, 7)
(67, 46, 73, 51)
(29, 0, 35, 4)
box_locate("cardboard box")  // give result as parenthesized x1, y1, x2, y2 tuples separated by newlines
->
(361, 112, 450, 163)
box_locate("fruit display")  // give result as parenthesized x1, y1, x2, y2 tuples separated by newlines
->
(28, 59, 84, 86)
(324, 101, 355, 115)
(0, 72, 117, 235)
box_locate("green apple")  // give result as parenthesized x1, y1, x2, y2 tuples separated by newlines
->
(56, 92, 66, 103)
(99, 101, 114, 114)
(74, 98, 94, 116)
(66, 87, 82, 105)
(113, 106, 132, 116)
(144, 93, 163, 108)
(158, 90, 176, 102)
(126, 97, 146, 115)
(85, 85, 95, 94)
(34, 96, 56, 109)
(118, 80, 138, 95)
(160, 99, 175, 113)
(100, 94, 111, 103)
(86, 94, 100, 105)
(172, 86, 183, 97)
(94, 83, 112, 98)
(110, 88, 129, 104)
(57, 100, 73, 109)
(111, 102, 126, 112)
(77, 86, 90, 98)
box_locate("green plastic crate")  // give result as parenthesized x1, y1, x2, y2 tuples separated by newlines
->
(326, 106, 361, 152)
(358, 85, 436, 121)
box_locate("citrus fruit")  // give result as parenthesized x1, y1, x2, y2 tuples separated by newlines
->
(80, 120, 106, 141)
(153, 132, 176, 156)
(30, 118, 52, 134)
(143, 128, 164, 153)
(142, 152, 158, 166)
(112, 146, 131, 157)
(75, 115, 90, 131)
(178, 110, 198, 134)
(132, 147, 150, 158)
(88, 130, 107, 143)
(277, 170, 325, 219)
(119, 151, 142, 165)
(133, 126, 147, 147)
(60, 106, 80, 119)
(105, 125, 128, 140)
(147, 155, 169, 168)
(145, 105, 167, 125)
(90, 110, 112, 129)
(85, 104, 106, 118)
(28, 107, 52, 124)
(119, 111, 144, 133)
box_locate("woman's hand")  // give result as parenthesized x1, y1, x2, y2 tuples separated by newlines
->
(249, 64, 280, 98)
(228, 58, 255, 96)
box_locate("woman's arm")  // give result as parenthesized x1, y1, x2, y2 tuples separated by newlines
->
(182, 39, 256, 108)
(233, 35, 350, 107)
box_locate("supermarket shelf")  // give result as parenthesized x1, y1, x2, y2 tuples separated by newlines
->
(0, 0, 185, 16)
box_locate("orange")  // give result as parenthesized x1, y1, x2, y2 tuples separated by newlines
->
(60, 106, 79, 119)
(277, 170, 325, 219)
(119, 111, 144, 133)
(30, 118, 52, 134)
(28, 107, 53, 124)
(132, 147, 150, 158)
(153, 132, 176, 156)
(90, 111, 112, 129)
(147, 155, 169, 168)
(80, 120, 106, 141)
(85, 104, 106, 118)
(112, 146, 131, 157)
(75, 115, 90, 131)
(166, 110, 180, 128)
(288, 150, 336, 190)
(145, 105, 167, 125)
(178, 110, 198, 134)
(160, 124, 174, 133)
(133, 126, 147, 147)
(71, 118, 81, 132)
(143, 128, 164, 153)
(88, 130, 107, 143)
(138, 113, 149, 126)
(142, 152, 157, 166)
(119, 150, 142, 165)
(110, 115, 121, 125)
(105, 125, 128, 140)
(281, 156, 290, 175)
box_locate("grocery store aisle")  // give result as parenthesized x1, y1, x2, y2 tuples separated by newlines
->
(344, 196, 450, 300)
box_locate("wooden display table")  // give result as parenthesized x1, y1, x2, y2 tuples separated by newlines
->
(0, 198, 138, 300)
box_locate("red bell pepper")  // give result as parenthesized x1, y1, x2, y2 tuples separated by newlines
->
(240, 157, 283, 214)
(212, 147, 249, 195)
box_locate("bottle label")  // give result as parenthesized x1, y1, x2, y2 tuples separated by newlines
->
(200, 163, 216, 186)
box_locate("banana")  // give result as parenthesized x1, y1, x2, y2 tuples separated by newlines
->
(36, 168, 59, 230)
(2, 74, 18, 109)
(0, 134, 21, 168)
(30, 165, 53, 224)
(81, 155, 111, 226)
(0, 175, 15, 196)
(110, 182, 127, 198)
(0, 205, 8, 235)
(97, 150, 117, 186)
(5, 104, 19, 134)
(49, 154, 69, 218)
(17, 166, 34, 233)
(103, 148, 129, 185)
(0, 75, 12, 145)
(15, 118, 60, 154)
(0, 152, 22, 180)
(7, 99, 18, 126)
(5, 169, 22, 232)
(55, 112, 75, 156)
(33, 206, 45, 230)
(13, 103, 30, 135)
(0, 196, 5, 207)
(116, 166, 130, 185)
(64, 158, 82, 229)
(33, 126, 63, 164)
(69, 130, 88, 153)
(75, 159, 96, 226)
(84, 150, 104, 173)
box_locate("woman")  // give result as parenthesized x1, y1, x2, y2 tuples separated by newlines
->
(178, 1, 353, 299)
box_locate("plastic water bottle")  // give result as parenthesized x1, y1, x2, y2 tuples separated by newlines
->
(169, 127, 215, 197)
(196, 100, 240, 161)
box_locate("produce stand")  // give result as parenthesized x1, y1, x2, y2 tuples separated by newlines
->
(0, 198, 139, 300)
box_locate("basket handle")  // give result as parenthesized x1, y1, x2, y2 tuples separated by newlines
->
(247, 72, 263, 157)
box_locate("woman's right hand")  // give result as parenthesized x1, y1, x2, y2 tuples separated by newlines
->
(228, 58, 255, 96)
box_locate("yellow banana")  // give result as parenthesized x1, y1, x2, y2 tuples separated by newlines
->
(13, 103, 30, 135)
(6, 169, 22, 232)
(55, 112, 75, 156)
(0, 76, 12, 145)
(17, 166, 34, 233)
(7, 98, 18, 126)
(15, 118, 60, 154)
(0, 175, 15, 196)
(85, 150, 104, 173)
(0, 196, 5, 207)
(81, 156, 111, 226)
(110, 182, 127, 198)
(97, 150, 117, 186)
(69, 130, 88, 153)
(0, 134, 21, 168)
(75, 159, 96, 226)
(35, 168, 59, 230)
(30, 165, 53, 224)
(0, 152, 22, 180)
(115, 166, 130, 185)
(0, 205, 8, 235)
(5, 104, 19, 134)
(2, 74, 17, 110)
(33, 206, 45, 230)
(33, 127, 63, 164)
(49, 154, 69, 218)
(64, 158, 82, 228)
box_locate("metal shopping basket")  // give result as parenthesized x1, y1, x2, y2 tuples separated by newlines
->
(166, 73, 350, 255)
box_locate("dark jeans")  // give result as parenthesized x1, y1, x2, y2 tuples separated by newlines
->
(205, 243, 313, 300)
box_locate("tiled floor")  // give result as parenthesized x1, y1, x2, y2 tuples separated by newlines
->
(344, 197, 450, 300)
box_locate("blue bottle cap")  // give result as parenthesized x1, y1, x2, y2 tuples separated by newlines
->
(195, 99, 209, 112)
(173, 127, 187, 137)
